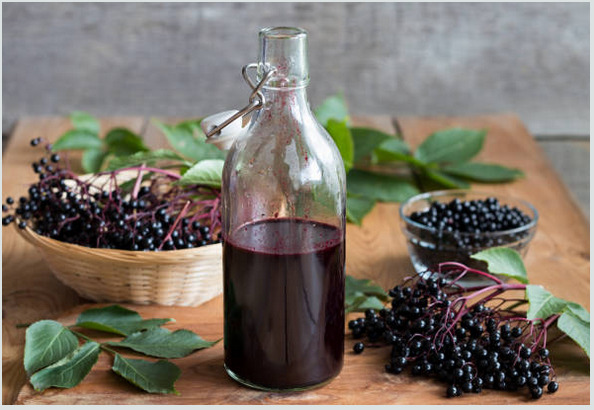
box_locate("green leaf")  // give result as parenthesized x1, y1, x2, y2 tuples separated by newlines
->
(107, 328, 218, 358)
(346, 194, 376, 225)
(30, 342, 100, 391)
(107, 149, 186, 170)
(326, 119, 354, 173)
(81, 149, 108, 173)
(104, 128, 150, 156)
(442, 162, 524, 182)
(525, 285, 570, 320)
(345, 275, 388, 313)
(350, 127, 394, 163)
(374, 139, 417, 165)
(347, 169, 420, 203)
(24, 320, 79, 376)
(557, 311, 590, 358)
(314, 93, 349, 126)
(112, 354, 181, 394)
(52, 130, 103, 151)
(154, 119, 225, 162)
(414, 128, 486, 165)
(566, 303, 591, 323)
(471, 247, 528, 284)
(70, 111, 100, 134)
(177, 159, 224, 188)
(75, 305, 173, 336)
(423, 168, 470, 189)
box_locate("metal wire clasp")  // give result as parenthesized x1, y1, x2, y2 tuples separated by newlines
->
(204, 64, 276, 138)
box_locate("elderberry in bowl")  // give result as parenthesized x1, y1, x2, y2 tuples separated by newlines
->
(399, 190, 538, 286)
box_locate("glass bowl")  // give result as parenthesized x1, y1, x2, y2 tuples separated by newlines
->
(399, 190, 538, 286)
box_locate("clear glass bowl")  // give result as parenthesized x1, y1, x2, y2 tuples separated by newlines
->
(399, 190, 538, 286)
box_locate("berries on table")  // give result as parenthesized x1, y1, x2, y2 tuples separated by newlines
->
(353, 342, 364, 354)
(349, 267, 558, 400)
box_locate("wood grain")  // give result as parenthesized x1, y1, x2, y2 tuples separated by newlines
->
(5, 114, 589, 404)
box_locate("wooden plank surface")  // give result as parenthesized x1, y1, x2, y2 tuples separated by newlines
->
(3, 115, 589, 404)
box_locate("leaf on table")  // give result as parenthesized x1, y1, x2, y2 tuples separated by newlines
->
(442, 162, 524, 182)
(374, 139, 417, 165)
(153, 119, 226, 162)
(525, 285, 571, 320)
(107, 328, 219, 358)
(346, 194, 376, 225)
(70, 111, 100, 134)
(414, 128, 486, 165)
(52, 129, 103, 151)
(30, 341, 100, 391)
(471, 247, 528, 284)
(75, 305, 173, 336)
(177, 159, 224, 188)
(81, 148, 109, 173)
(350, 127, 394, 163)
(347, 169, 419, 203)
(557, 310, 590, 358)
(326, 119, 354, 173)
(423, 168, 470, 189)
(107, 149, 186, 170)
(314, 93, 349, 127)
(112, 354, 181, 394)
(345, 275, 388, 313)
(104, 128, 150, 156)
(565, 303, 591, 323)
(24, 320, 79, 376)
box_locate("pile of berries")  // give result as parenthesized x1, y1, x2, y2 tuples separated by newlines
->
(348, 267, 559, 399)
(2, 138, 222, 251)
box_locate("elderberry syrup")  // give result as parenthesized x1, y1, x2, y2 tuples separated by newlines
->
(220, 28, 347, 390)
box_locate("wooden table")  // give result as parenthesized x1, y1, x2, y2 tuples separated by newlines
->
(3, 114, 589, 405)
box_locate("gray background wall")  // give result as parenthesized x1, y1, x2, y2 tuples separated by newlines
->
(2, 2, 590, 215)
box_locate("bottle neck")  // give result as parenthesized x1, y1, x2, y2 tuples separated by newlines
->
(258, 85, 314, 123)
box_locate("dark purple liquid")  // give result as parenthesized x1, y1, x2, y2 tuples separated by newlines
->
(223, 218, 345, 390)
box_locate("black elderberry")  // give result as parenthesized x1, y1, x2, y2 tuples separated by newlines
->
(446, 385, 460, 398)
(50, 153, 60, 163)
(531, 386, 543, 399)
(547, 381, 558, 393)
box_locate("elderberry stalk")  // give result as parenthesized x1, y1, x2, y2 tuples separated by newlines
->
(2, 138, 222, 251)
(349, 263, 561, 399)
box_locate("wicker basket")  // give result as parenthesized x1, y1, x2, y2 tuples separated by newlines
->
(16, 226, 223, 307)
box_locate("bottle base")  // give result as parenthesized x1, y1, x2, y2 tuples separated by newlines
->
(224, 363, 339, 392)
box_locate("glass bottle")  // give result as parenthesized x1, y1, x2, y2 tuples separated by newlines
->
(221, 27, 346, 391)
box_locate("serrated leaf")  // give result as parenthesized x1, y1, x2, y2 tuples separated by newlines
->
(346, 195, 376, 225)
(107, 149, 186, 170)
(470, 247, 528, 284)
(107, 328, 218, 358)
(442, 162, 524, 182)
(24, 320, 79, 376)
(314, 93, 349, 126)
(52, 129, 103, 151)
(345, 275, 388, 313)
(105, 128, 149, 156)
(177, 159, 224, 188)
(557, 311, 590, 358)
(154, 119, 225, 162)
(76, 305, 173, 336)
(30, 342, 100, 391)
(326, 119, 354, 173)
(350, 127, 394, 163)
(347, 169, 419, 203)
(525, 285, 570, 320)
(82, 148, 108, 173)
(423, 168, 470, 189)
(112, 354, 180, 394)
(70, 111, 100, 134)
(414, 128, 486, 165)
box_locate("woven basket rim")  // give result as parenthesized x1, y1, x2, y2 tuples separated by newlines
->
(15, 225, 222, 264)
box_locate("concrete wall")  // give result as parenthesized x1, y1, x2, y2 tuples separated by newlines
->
(2, 2, 589, 136)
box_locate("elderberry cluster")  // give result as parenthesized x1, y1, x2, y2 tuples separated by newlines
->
(2, 138, 222, 251)
(348, 275, 558, 399)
